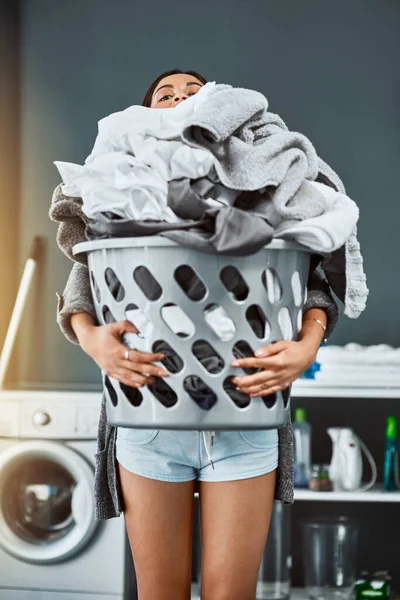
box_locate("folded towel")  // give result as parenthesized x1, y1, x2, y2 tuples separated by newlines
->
(317, 344, 400, 366)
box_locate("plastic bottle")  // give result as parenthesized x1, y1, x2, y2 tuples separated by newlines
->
(302, 342, 325, 379)
(383, 416, 399, 492)
(293, 408, 312, 488)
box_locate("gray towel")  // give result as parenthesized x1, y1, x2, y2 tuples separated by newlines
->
(181, 84, 368, 318)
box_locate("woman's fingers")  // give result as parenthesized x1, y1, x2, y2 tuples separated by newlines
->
(125, 349, 165, 363)
(110, 320, 140, 336)
(112, 367, 156, 388)
(231, 369, 277, 388)
(254, 340, 290, 357)
(231, 354, 284, 371)
(121, 360, 168, 378)
(247, 380, 291, 396)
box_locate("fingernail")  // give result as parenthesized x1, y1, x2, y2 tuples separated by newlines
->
(232, 360, 240, 367)
(255, 350, 266, 357)
(159, 370, 168, 377)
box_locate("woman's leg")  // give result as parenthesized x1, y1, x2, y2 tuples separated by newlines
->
(118, 463, 195, 600)
(199, 470, 276, 600)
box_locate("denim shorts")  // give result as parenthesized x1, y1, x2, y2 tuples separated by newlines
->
(115, 427, 279, 483)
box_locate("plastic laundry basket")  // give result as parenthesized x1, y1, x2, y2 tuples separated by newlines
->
(73, 237, 311, 430)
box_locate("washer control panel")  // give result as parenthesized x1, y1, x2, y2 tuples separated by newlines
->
(0, 390, 102, 440)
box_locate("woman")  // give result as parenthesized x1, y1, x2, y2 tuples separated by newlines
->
(55, 69, 338, 600)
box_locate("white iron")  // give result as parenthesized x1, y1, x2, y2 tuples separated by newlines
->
(327, 427, 377, 492)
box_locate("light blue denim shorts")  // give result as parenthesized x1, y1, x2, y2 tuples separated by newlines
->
(116, 426, 279, 483)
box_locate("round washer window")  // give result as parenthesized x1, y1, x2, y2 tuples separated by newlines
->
(1, 458, 76, 545)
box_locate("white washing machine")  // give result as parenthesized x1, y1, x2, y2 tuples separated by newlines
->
(0, 387, 136, 599)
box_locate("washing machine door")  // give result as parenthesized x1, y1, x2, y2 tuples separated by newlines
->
(0, 440, 98, 564)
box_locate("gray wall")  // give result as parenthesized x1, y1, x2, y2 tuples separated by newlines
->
(14, 0, 400, 586)
(17, 0, 400, 385)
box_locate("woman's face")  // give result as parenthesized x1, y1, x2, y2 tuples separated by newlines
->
(150, 73, 204, 109)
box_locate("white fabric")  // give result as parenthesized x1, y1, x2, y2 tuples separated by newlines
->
(314, 372, 400, 384)
(317, 343, 400, 366)
(275, 181, 359, 253)
(318, 365, 400, 376)
(54, 82, 217, 221)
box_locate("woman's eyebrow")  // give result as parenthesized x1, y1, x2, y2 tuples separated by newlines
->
(154, 81, 202, 96)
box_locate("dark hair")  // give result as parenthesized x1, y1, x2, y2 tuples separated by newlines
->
(142, 69, 208, 107)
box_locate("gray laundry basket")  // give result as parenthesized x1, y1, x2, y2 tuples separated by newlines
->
(73, 237, 311, 430)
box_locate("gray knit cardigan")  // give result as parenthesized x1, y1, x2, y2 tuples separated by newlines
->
(52, 186, 338, 519)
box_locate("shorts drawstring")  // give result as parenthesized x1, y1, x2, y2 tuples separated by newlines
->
(202, 430, 216, 469)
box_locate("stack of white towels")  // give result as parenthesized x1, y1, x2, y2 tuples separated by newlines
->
(315, 344, 400, 387)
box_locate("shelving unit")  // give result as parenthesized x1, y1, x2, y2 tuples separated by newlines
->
(292, 378, 400, 399)
(290, 378, 400, 504)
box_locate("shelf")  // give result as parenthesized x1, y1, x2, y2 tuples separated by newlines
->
(191, 585, 319, 600)
(292, 379, 400, 398)
(294, 487, 400, 502)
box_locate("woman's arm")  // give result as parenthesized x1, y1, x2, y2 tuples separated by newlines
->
(57, 262, 168, 387)
(231, 267, 337, 397)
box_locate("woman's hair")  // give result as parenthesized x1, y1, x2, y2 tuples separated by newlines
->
(142, 69, 208, 107)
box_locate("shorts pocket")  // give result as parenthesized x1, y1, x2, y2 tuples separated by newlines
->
(238, 429, 278, 449)
(117, 427, 159, 446)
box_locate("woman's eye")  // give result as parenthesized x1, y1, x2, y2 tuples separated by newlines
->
(160, 95, 172, 102)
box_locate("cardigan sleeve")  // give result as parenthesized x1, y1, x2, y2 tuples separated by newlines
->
(56, 262, 97, 345)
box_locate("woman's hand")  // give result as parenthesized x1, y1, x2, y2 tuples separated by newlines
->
(231, 308, 326, 397)
(72, 314, 168, 388)
(230, 339, 317, 397)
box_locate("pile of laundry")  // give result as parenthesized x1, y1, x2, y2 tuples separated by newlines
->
(53, 80, 368, 319)
(315, 344, 400, 387)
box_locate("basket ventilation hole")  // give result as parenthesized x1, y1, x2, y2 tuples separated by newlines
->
(203, 304, 236, 342)
(246, 305, 270, 340)
(161, 303, 195, 338)
(232, 340, 257, 375)
(174, 265, 207, 301)
(125, 303, 153, 338)
(102, 305, 117, 325)
(297, 309, 303, 334)
(183, 376, 217, 411)
(152, 340, 184, 374)
(119, 383, 143, 407)
(148, 379, 178, 408)
(192, 340, 224, 374)
(133, 266, 162, 301)
(262, 392, 277, 409)
(220, 266, 249, 301)
(105, 267, 125, 301)
(291, 270, 303, 307)
(223, 377, 250, 409)
(91, 271, 101, 303)
(278, 307, 293, 340)
(104, 376, 118, 407)
(262, 268, 282, 304)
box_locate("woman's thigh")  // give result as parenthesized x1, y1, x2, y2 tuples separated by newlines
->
(199, 469, 276, 600)
(118, 463, 195, 600)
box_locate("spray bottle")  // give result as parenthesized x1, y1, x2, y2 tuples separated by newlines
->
(383, 416, 399, 492)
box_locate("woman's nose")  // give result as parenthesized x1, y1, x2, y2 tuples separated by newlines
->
(174, 95, 188, 105)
